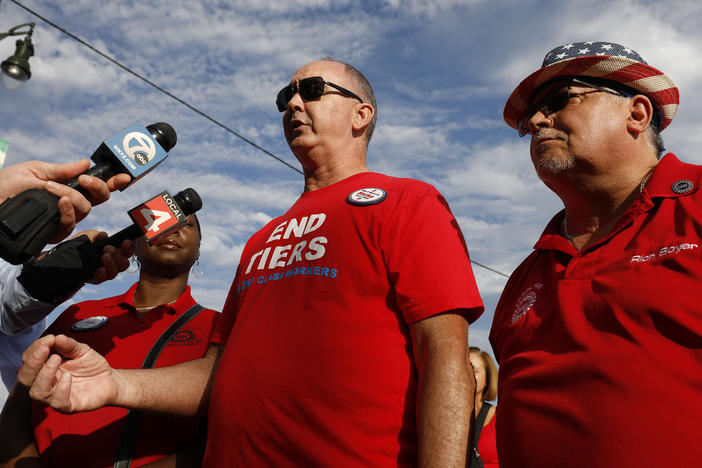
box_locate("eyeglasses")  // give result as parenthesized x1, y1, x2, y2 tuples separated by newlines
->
(276, 76, 364, 112)
(517, 78, 626, 137)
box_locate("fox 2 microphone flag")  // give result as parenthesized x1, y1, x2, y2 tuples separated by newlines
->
(0, 139, 8, 169)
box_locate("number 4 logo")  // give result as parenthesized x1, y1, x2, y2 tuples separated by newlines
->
(141, 209, 172, 233)
(128, 191, 181, 243)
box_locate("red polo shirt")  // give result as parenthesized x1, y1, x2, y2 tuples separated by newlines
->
(490, 153, 702, 468)
(32, 283, 218, 468)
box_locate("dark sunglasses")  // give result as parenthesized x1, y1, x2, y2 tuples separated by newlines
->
(276, 76, 364, 112)
(517, 78, 626, 137)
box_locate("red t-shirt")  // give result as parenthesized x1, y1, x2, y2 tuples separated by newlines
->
(490, 154, 702, 468)
(206, 172, 483, 466)
(32, 284, 218, 468)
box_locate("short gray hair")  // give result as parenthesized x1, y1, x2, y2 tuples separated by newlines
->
(609, 92, 665, 159)
(319, 56, 377, 146)
(646, 122, 665, 159)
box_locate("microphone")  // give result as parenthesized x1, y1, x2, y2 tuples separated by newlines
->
(0, 122, 176, 264)
(96, 188, 202, 250)
(17, 188, 202, 304)
(66, 122, 176, 196)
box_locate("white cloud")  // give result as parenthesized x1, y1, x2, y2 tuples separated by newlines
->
(383, 0, 488, 17)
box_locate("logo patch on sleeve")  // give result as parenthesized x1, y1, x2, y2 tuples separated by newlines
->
(346, 188, 387, 206)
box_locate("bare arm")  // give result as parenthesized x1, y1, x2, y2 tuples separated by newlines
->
(19, 334, 221, 417)
(114, 344, 220, 416)
(411, 310, 474, 468)
(0, 385, 42, 468)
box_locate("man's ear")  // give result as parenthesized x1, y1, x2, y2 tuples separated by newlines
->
(627, 94, 654, 135)
(352, 103, 374, 132)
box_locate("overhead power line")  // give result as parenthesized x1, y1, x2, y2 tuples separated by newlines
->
(471, 260, 509, 278)
(8, 0, 302, 175)
(6, 0, 511, 280)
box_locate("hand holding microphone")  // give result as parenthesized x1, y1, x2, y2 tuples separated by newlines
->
(17, 188, 202, 304)
(0, 122, 176, 264)
(0, 159, 126, 206)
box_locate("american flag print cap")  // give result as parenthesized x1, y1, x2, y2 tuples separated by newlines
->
(503, 41, 679, 131)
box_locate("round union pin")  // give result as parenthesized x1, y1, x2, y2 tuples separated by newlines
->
(71, 316, 109, 332)
(346, 188, 387, 206)
(671, 180, 694, 194)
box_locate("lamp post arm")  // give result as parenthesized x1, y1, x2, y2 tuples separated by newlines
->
(0, 22, 34, 41)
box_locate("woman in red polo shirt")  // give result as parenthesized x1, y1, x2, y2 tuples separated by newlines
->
(0, 214, 218, 468)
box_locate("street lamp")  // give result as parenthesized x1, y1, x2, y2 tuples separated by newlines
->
(0, 22, 34, 91)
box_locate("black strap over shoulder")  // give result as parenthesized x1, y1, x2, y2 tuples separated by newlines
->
(469, 402, 493, 468)
(113, 303, 205, 468)
(473, 402, 492, 445)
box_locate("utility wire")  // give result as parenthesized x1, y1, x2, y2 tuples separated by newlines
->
(8, 0, 303, 175)
(471, 260, 509, 278)
(6, 0, 511, 280)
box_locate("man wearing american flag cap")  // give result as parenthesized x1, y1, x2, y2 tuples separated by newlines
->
(490, 41, 700, 467)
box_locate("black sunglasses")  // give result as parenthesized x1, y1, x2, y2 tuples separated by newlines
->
(276, 76, 363, 112)
(517, 78, 626, 137)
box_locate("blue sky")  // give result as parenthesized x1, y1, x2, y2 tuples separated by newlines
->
(1, 0, 701, 354)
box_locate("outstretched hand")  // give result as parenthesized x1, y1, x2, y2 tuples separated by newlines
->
(18, 334, 122, 413)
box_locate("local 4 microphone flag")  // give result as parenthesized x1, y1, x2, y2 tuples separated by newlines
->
(128, 190, 187, 244)
(0, 139, 8, 169)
